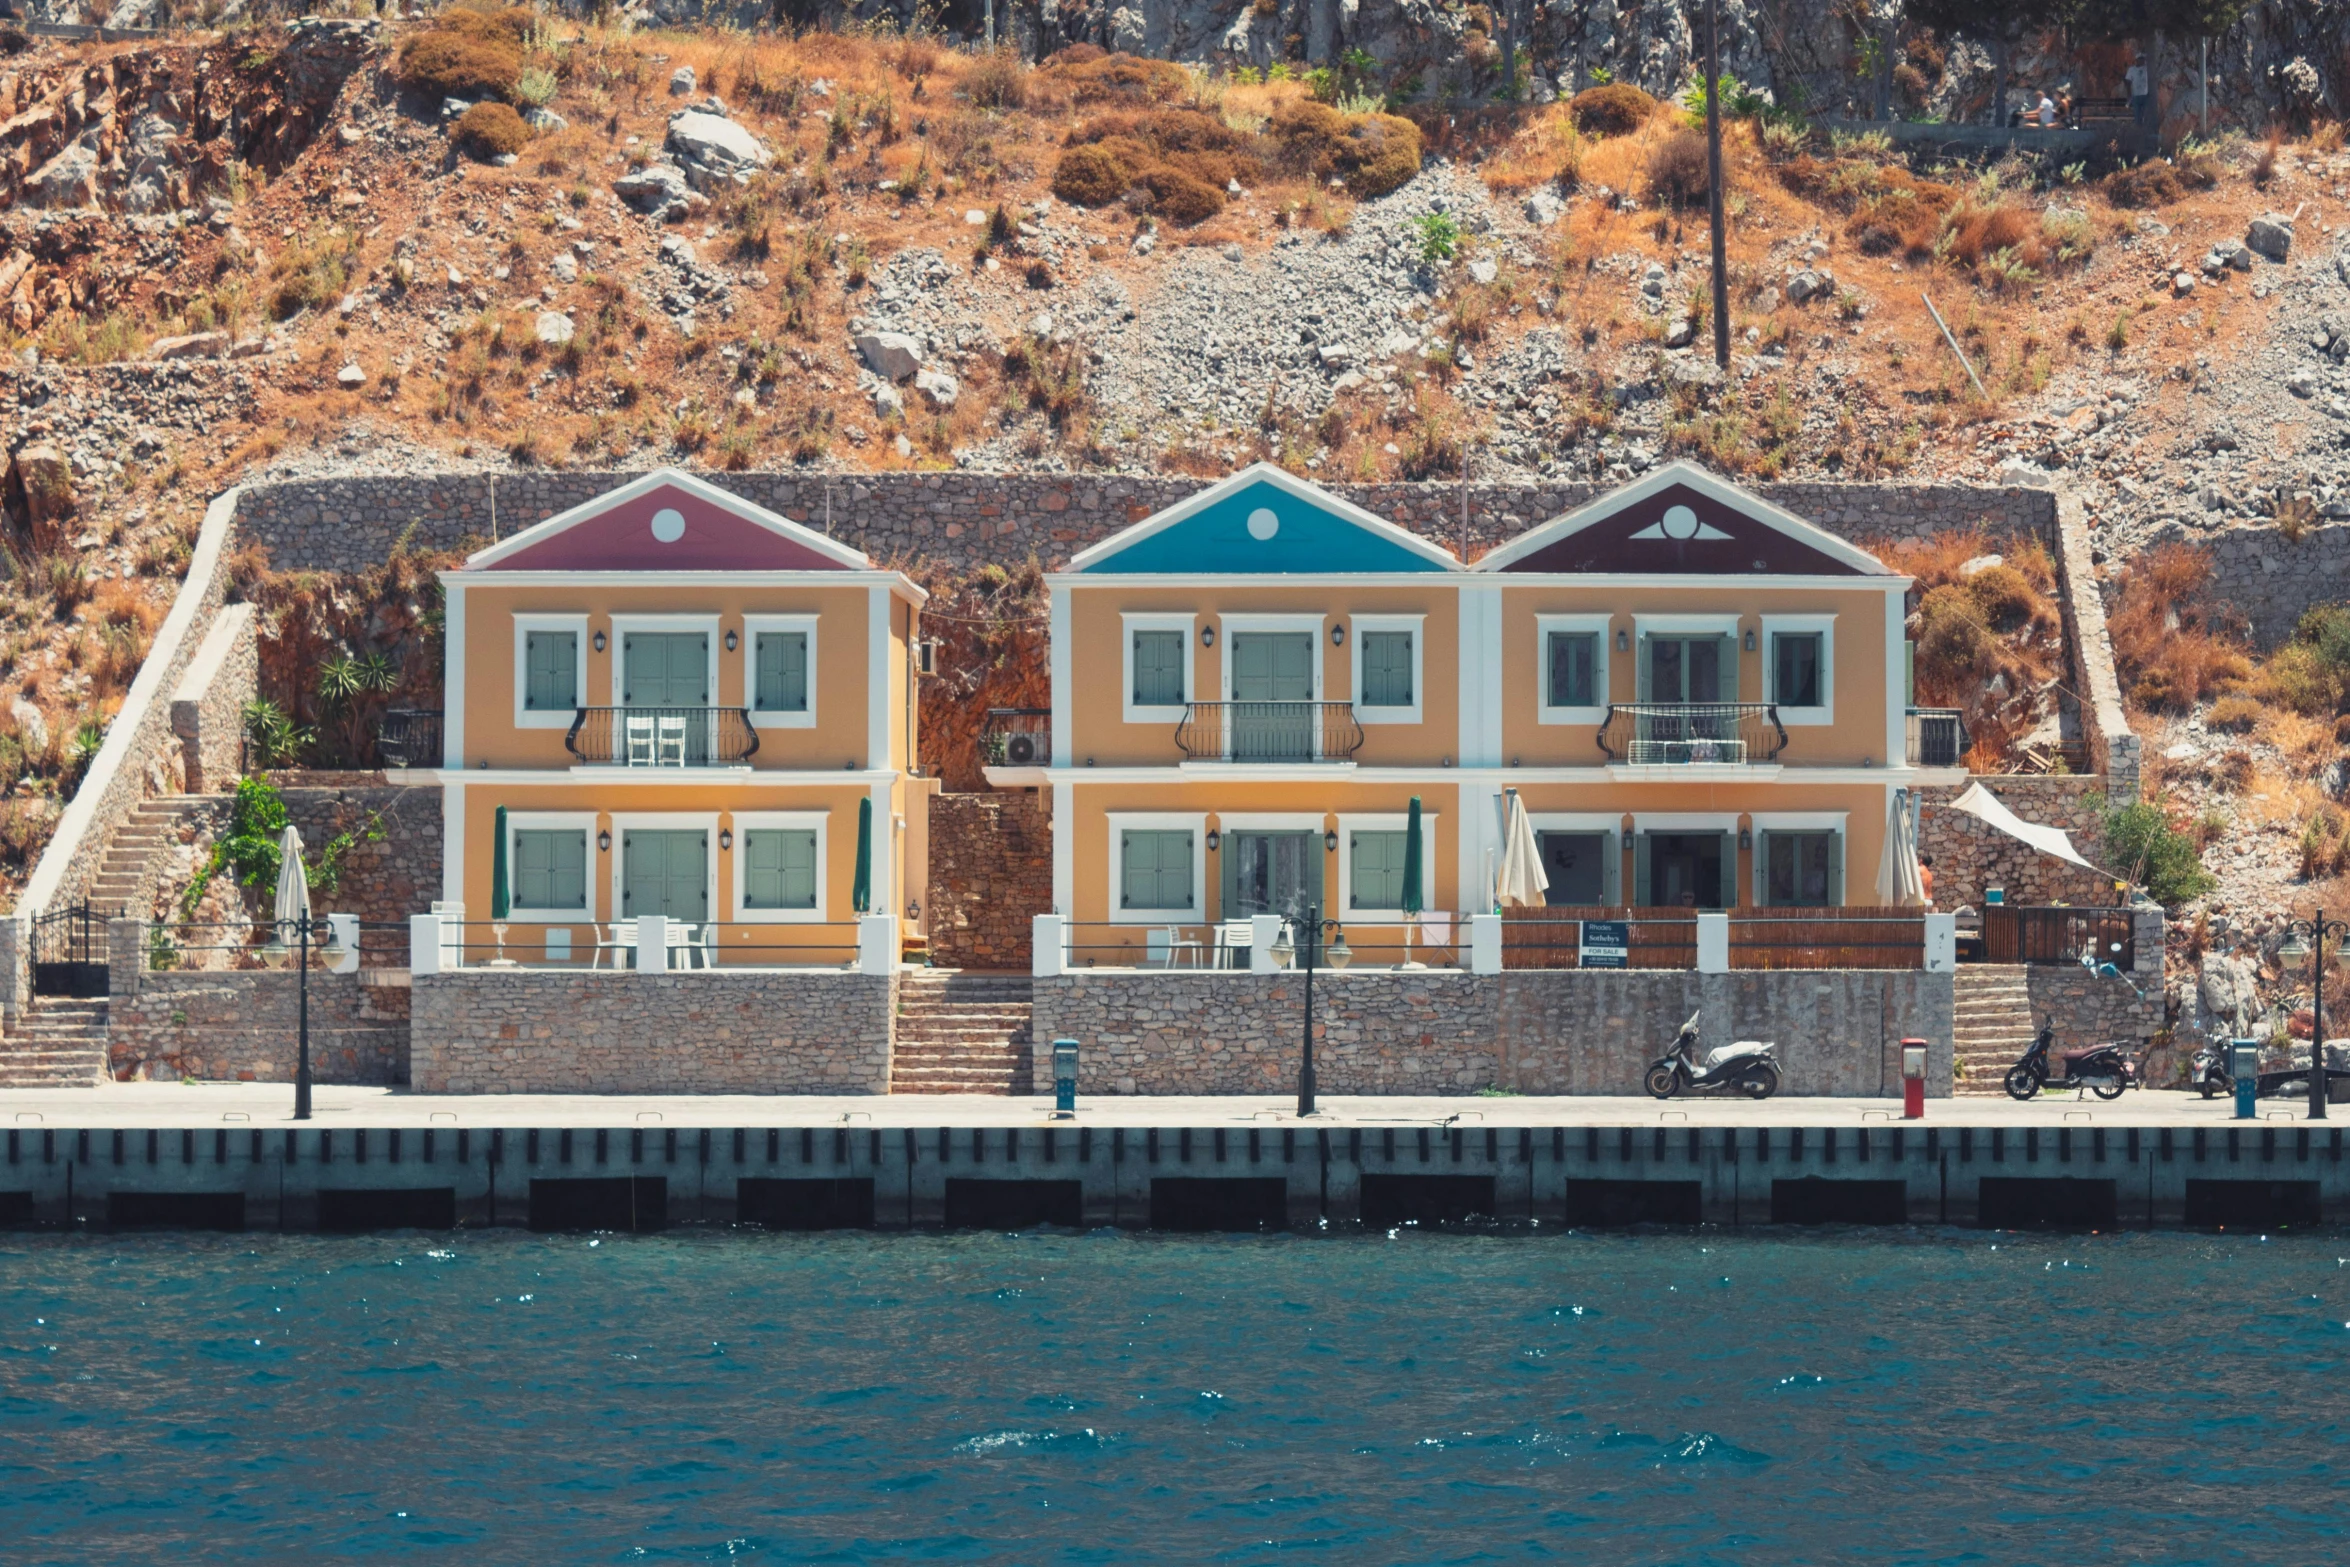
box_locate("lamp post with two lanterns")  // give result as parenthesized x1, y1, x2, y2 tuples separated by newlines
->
(2276, 911, 2346, 1119)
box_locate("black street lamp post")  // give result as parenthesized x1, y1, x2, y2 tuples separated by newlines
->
(1294, 902, 1339, 1118)
(2280, 911, 2346, 1120)
(294, 913, 316, 1122)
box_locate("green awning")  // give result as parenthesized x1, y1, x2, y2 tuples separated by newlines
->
(851, 797, 873, 914)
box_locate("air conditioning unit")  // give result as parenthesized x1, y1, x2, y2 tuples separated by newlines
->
(915, 638, 940, 675)
(1005, 733, 1040, 766)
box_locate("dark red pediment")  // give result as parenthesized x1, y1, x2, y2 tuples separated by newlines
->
(472, 476, 863, 572)
(1492, 480, 1875, 576)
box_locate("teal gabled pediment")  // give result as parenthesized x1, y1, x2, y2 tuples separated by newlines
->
(1075, 474, 1457, 574)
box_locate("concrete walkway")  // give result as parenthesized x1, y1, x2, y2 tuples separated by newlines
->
(1, 1082, 2329, 1129)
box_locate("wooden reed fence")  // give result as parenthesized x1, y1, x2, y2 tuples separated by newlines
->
(1501, 906, 1926, 971)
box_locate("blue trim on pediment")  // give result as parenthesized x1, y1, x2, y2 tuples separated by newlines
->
(1079, 480, 1453, 574)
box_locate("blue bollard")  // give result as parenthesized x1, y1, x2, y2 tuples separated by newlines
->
(1053, 1038, 1078, 1118)
(2232, 1040, 2260, 1121)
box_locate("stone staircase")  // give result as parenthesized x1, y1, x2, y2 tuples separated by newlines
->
(1953, 965, 2038, 1094)
(87, 797, 196, 918)
(0, 999, 110, 1088)
(890, 971, 1035, 1095)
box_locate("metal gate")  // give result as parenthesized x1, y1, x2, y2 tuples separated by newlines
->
(31, 902, 113, 998)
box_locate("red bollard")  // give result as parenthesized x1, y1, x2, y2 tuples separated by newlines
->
(1901, 1038, 1928, 1119)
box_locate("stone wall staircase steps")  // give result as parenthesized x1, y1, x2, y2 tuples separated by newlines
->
(891, 971, 1033, 1095)
(1953, 965, 2038, 1095)
(0, 999, 109, 1088)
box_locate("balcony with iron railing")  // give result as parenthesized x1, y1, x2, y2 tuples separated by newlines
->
(1597, 703, 1788, 766)
(1175, 701, 1365, 764)
(374, 708, 444, 769)
(1905, 707, 1970, 767)
(564, 707, 760, 767)
(980, 708, 1053, 769)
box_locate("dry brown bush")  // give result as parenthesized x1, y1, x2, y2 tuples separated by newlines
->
(2107, 543, 2251, 712)
(1052, 143, 1131, 205)
(1568, 84, 1657, 137)
(2104, 160, 2182, 207)
(1042, 51, 1189, 104)
(1267, 102, 1422, 197)
(962, 48, 1029, 110)
(396, 10, 527, 104)
(1645, 129, 1710, 207)
(454, 102, 530, 160)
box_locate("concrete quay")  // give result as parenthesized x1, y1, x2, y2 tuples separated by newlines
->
(5, 1085, 2346, 1235)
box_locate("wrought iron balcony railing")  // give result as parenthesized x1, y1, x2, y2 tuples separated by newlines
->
(375, 708, 444, 769)
(1906, 707, 1970, 767)
(1597, 702, 1788, 765)
(1175, 700, 1365, 764)
(980, 707, 1053, 768)
(564, 707, 760, 767)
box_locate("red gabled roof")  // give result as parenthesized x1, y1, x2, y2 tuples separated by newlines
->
(465, 469, 869, 573)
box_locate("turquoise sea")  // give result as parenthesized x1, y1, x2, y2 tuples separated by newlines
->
(4, 1227, 2347, 1563)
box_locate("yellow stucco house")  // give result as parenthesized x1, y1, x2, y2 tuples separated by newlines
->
(995, 461, 1967, 966)
(433, 469, 928, 966)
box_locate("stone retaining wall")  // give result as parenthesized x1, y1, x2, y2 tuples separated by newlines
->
(1032, 968, 1954, 1097)
(2054, 490, 2141, 800)
(229, 472, 2059, 574)
(108, 964, 409, 1085)
(148, 783, 444, 930)
(169, 602, 256, 796)
(409, 969, 897, 1094)
(925, 790, 1052, 971)
(2142, 517, 2350, 650)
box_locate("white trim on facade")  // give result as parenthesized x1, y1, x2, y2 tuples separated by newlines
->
(1534, 612, 1612, 726)
(1349, 613, 1426, 725)
(1065, 461, 1462, 572)
(1049, 584, 1073, 771)
(463, 467, 876, 571)
(1121, 611, 1196, 724)
(1216, 612, 1328, 702)
(501, 810, 597, 921)
(1473, 459, 1902, 577)
(443, 580, 466, 768)
(512, 612, 589, 730)
(1884, 585, 1906, 770)
(727, 809, 831, 923)
(1759, 612, 1837, 726)
(1459, 582, 1502, 767)
(442, 780, 465, 905)
(865, 586, 890, 771)
(1052, 779, 1075, 915)
(740, 612, 820, 730)
(1335, 812, 1440, 916)
(1106, 811, 1208, 925)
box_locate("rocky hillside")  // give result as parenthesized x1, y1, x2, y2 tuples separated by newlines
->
(0, 10, 2347, 943)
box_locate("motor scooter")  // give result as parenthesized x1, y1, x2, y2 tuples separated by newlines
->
(1644, 1011, 1781, 1100)
(2003, 1022, 2138, 1101)
(2195, 1039, 2350, 1099)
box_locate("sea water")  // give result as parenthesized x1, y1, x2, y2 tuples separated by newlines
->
(3, 1227, 2347, 1563)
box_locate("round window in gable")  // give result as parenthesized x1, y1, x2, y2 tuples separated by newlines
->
(651, 507, 687, 543)
(1246, 507, 1280, 541)
(1660, 504, 1700, 539)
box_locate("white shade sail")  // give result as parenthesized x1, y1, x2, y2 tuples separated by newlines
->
(1943, 782, 2098, 871)
(1496, 790, 1549, 909)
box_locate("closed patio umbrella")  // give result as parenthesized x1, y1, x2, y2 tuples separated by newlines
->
(1495, 788, 1549, 910)
(851, 797, 873, 914)
(1399, 796, 1426, 968)
(1875, 793, 1926, 908)
(490, 804, 511, 920)
(273, 824, 311, 945)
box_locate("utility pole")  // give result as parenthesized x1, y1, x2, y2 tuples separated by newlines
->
(1705, 0, 1730, 371)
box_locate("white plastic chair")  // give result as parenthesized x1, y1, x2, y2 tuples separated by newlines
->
(667, 921, 704, 968)
(656, 715, 689, 766)
(1216, 919, 1252, 969)
(1144, 929, 1173, 969)
(590, 923, 632, 970)
(624, 715, 656, 766)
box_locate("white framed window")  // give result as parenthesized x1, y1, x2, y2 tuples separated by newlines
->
(1750, 811, 1849, 908)
(1526, 812, 1626, 907)
(1122, 612, 1195, 723)
(1217, 613, 1326, 703)
(503, 810, 595, 920)
(1628, 811, 1741, 910)
(1761, 614, 1835, 725)
(1336, 812, 1440, 916)
(608, 811, 720, 926)
(1107, 812, 1205, 924)
(513, 614, 588, 730)
(1536, 613, 1612, 725)
(1633, 613, 1742, 705)
(1351, 614, 1425, 724)
(730, 810, 828, 922)
(742, 614, 819, 730)
(607, 615, 720, 708)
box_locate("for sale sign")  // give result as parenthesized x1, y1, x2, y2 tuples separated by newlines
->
(1579, 920, 1629, 969)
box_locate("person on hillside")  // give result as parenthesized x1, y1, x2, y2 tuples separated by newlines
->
(2125, 53, 2151, 125)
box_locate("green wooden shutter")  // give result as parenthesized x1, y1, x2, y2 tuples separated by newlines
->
(1633, 834, 1652, 907)
(1361, 632, 1412, 707)
(1635, 637, 1653, 702)
(1132, 630, 1185, 706)
(1718, 636, 1738, 704)
(744, 829, 817, 909)
(1719, 831, 1740, 909)
(1828, 830, 1845, 907)
(512, 829, 585, 911)
(1752, 829, 1769, 908)
(756, 633, 808, 712)
(1351, 830, 1405, 909)
(524, 631, 576, 712)
(1123, 830, 1192, 910)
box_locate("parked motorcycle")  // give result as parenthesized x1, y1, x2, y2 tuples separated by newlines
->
(2194, 1039, 2350, 1100)
(2003, 1023, 2138, 1101)
(1644, 1011, 1781, 1100)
